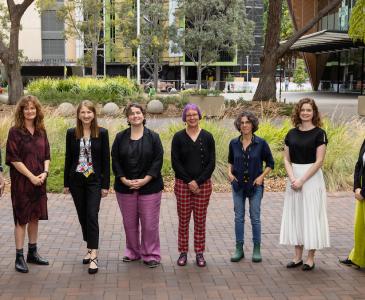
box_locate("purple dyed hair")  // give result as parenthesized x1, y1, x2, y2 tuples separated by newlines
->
(182, 103, 202, 122)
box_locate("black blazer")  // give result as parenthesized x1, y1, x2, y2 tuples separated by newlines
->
(64, 127, 110, 189)
(354, 139, 365, 196)
(111, 127, 164, 194)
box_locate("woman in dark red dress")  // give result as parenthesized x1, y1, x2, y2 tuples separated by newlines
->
(6, 95, 50, 273)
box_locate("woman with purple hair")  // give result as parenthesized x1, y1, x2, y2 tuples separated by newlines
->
(171, 103, 216, 267)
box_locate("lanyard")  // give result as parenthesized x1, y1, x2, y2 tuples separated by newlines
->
(82, 138, 91, 163)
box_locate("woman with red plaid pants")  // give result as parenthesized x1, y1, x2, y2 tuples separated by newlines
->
(171, 103, 216, 267)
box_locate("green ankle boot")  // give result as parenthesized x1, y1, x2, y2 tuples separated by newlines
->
(252, 243, 262, 262)
(230, 242, 244, 262)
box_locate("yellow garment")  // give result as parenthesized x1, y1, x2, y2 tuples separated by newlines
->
(349, 199, 365, 267)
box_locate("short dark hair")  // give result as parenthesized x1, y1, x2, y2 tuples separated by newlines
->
(125, 103, 146, 126)
(234, 111, 259, 133)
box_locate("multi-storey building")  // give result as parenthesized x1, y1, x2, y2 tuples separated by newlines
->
(105, 0, 264, 85)
(0, 0, 83, 82)
(1, 0, 263, 85)
(288, 0, 364, 94)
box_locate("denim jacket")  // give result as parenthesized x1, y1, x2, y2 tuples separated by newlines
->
(228, 135, 274, 192)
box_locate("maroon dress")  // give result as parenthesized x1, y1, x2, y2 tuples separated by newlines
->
(6, 127, 50, 225)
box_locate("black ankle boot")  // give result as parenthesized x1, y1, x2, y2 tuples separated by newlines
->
(15, 249, 29, 273)
(27, 243, 49, 265)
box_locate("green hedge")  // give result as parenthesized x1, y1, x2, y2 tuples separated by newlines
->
(27, 76, 142, 105)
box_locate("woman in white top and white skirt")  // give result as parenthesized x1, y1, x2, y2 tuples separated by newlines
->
(280, 98, 330, 271)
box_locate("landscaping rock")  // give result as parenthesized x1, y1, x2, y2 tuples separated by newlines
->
(56, 102, 75, 117)
(0, 94, 8, 104)
(102, 102, 120, 116)
(146, 99, 164, 114)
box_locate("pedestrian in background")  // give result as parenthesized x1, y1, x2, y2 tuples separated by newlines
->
(6, 95, 50, 273)
(172, 103, 215, 267)
(64, 100, 110, 274)
(280, 98, 330, 271)
(112, 103, 164, 268)
(228, 111, 274, 263)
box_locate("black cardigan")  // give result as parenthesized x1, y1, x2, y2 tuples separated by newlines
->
(171, 129, 215, 185)
(354, 139, 365, 197)
(111, 127, 164, 194)
(64, 127, 110, 189)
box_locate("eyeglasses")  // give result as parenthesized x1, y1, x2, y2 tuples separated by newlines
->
(241, 121, 251, 125)
(186, 113, 199, 118)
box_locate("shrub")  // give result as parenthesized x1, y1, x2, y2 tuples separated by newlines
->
(0, 114, 362, 193)
(27, 76, 141, 105)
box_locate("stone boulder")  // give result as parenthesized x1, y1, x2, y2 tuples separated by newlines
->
(56, 102, 75, 117)
(146, 99, 164, 114)
(102, 102, 119, 116)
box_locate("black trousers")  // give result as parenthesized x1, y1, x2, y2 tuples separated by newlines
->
(69, 172, 101, 249)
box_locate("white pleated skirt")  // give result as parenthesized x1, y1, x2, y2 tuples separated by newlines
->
(280, 163, 330, 250)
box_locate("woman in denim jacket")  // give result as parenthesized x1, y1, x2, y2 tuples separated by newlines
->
(228, 111, 274, 263)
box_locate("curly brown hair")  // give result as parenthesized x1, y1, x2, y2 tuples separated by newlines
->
(14, 95, 45, 132)
(291, 98, 322, 128)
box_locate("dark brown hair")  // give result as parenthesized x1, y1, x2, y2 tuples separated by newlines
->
(234, 111, 259, 133)
(291, 98, 322, 128)
(125, 103, 146, 126)
(14, 95, 45, 132)
(75, 100, 99, 139)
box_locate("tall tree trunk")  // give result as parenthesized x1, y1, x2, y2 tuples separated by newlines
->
(0, 0, 34, 104)
(253, 55, 278, 101)
(197, 65, 202, 90)
(153, 53, 159, 90)
(253, 0, 282, 101)
(253, 0, 342, 101)
(6, 62, 23, 104)
(92, 41, 98, 77)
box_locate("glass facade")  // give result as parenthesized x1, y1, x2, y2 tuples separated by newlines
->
(319, 0, 356, 31)
(319, 48, 365, 94)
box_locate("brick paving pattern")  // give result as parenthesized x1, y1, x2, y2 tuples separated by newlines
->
(0, 192, 364, 299)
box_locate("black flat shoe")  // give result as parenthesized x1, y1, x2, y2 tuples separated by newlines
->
(302, 263, 315, 271)
(339, 258, 360, 268)
(143, 260, 160, 268)
(83, 250, 92, 264)
(88, 257, 98, 274)
(122, 256, 140, 262)
(286, 260, 303, 268)
(339, 258, 353, 266)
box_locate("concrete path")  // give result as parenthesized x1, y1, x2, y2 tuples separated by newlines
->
(0, 191, 363, 299)
(224, 91, 359, 120)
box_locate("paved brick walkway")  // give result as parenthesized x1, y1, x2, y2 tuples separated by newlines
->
(0, 192, 364, 300)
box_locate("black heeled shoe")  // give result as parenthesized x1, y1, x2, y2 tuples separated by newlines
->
(15, 253, 29, 273)
(88, 257, 98, 274)
(83, 250, 92, 264)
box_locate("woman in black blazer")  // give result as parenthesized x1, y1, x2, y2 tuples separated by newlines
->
(340, 140, 365, 268)
(112, 103, 163, 268)
(64, 100, 110, 274)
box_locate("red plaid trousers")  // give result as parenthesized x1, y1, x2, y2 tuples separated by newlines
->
(174, 178, 212, 253)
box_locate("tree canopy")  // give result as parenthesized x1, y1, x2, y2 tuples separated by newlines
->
(170, 0, 254, 88)
(349, 0, 365, 43)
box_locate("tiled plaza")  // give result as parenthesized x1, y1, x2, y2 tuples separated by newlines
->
(0, 191, 364, 300)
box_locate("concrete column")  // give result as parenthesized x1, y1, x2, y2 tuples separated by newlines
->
(127, 66, 131, 79)
(180, 66, 186, 83)
(215, 66, 221, 82)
